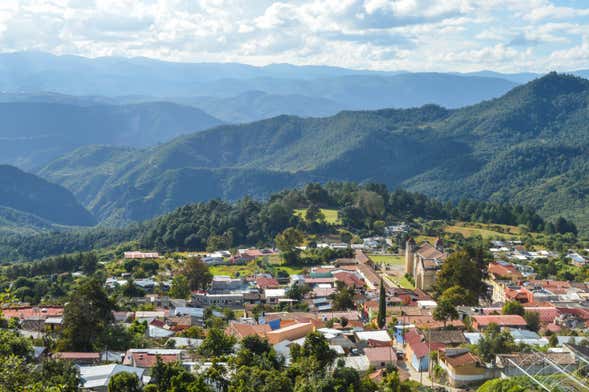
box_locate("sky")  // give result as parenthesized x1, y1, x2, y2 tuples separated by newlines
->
(0, 0, 588, 72)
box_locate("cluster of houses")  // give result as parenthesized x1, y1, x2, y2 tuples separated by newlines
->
(489, 240, 589, 267)
(5, 237, 589, 390)
(193, 250, 380, 310)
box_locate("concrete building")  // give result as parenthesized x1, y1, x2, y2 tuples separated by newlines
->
(79, 364, 145, 391)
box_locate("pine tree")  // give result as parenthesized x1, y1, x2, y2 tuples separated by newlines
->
(377, 278, 386, 329)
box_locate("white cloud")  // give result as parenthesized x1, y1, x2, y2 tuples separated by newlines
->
(0, 0, 585, 72)
(524, 4, 589, 22)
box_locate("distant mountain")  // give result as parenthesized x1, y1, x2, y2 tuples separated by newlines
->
(172, 91, 344, 123)
(0, 101, 222, 169)
(456, 70, 539, 84)
(0, 51, 518, 108)
(38, 73, 589, 233)
(0, 51, 396, 96)
(118, 73, 517, 122)
(0, 91, 117, 106)
(2, 51, 588, 111)
(0, 165, 95, 228)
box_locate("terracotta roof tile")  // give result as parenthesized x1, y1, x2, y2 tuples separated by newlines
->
(364, 346, 397, 362)
(2, 306, 63, 320)
(444, 351, 480, 367)
(473, 315, 527, 327)
(488, 262, 523, 279)
(416, 243, 446, 260)
(256, 277, 280, 289)
(53, 352, 100, 360)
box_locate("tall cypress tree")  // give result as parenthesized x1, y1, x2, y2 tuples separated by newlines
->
(377, 278, 386, 329)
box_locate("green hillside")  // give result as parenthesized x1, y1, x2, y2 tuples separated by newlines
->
(39, 73, 589, 232)
(0, 165, 96, 227)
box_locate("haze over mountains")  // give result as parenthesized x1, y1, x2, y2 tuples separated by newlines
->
(0, 165, 95, 231)
(37, 72, 589, 233)
(0, 101, 222, 169)
(0, 51, 544, 169)
(1, 52, 589, 234)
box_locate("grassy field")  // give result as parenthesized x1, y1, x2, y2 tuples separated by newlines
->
(385, 272, 414, 289)
(414, 235, 437, 244)
(398, 276, 415, 289)
(294, 208, 341, 225)
(209, 262, 261, 277)
(265, 253, 284, 265)
(274, 265, 305, 275)
(209, 258, 305, 277)
(444, 222, 522, 239)
(369, 254, 405, 266)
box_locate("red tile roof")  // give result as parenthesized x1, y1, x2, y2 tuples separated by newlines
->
(404, 328, 422, 345)
(413, 288, 432, 301)
(2, 306, 63, 320)
(256, 276, 280, 289)
(333, 271, 365, 288)
(482, 306, 559, 323)
(368, 339, 393, 347)
(355, 250, 371, 264)
(524, 307, 560, 323)
(504, 287, 533, 303)
(356, 263, 380, 286)
(409, 339, 445, 358)
(444, 351, 480, 368)
(529, 280, 571, 294)
(365, 347, 397, 363)
(243, 249, 264, 258)
(150, 319, 166, 328)
(416, 243, 446, 260)
(53, 352, 100, 360)
(226, 322, 272, 339)
(132, 353, 178, 368)
(488, 262, 523, 279)
(401, 315, 465, 330)
(473, 315, 527, 328)
(556, 307, 589, 320)
(545, 323, 562, 333)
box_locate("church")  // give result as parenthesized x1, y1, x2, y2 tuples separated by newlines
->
(405, 238, 447, 291)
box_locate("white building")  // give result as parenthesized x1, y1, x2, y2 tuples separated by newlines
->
(79, 364, 145, 391)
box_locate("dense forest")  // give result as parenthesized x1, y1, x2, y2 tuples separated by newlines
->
(0, 182, 575, 262)
(38, 73, 589, 233)
(0, 165, 95, 227)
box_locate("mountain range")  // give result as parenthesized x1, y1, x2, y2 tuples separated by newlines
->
(2, 51, 587, 96)
(0, 101, 222, 169)
(37, 72, 589, 233)
(123, 73, 519, 122)
(0, 165, 95, 232)
(0, 51, 554, 168)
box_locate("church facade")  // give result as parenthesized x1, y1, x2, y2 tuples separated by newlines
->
(405, 238, 447, 291)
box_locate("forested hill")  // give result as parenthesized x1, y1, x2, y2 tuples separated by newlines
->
(39, 73, 589, 232)
(0, 101, 222, 169)
(0, 165, 95, 227)
(0, 183, 576, 262)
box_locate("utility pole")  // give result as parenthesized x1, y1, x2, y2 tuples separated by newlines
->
(429, 328, 433, 389)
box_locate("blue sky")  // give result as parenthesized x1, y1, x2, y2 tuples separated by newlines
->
(0, 0, 588, 72)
